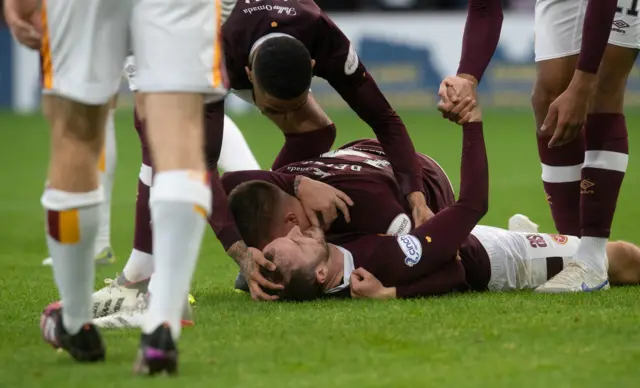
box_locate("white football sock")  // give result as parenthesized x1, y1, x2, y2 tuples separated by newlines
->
(218, 115, 260, 172)
(575, 236, 608, 275)
(42, 188, 103, 334)
(122, 249, 154, 283)
(96, 109, 116, 253)
(143, 170, 210, 339)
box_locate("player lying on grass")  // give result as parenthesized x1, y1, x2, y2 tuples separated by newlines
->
(88, 130, 457, 327)
(220, 96, 640, 300)
(88, 94, 640, 327)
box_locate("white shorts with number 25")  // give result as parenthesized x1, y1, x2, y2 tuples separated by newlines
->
(471, 225, 602, 291)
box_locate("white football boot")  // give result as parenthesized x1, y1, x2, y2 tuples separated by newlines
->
(92, 294, 194, 330)
(92, 274, 150, 318)
(535, 261, 610, 293)
(508, 214, 540, 233)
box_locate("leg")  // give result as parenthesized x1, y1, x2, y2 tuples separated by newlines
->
(132, 0, 226, 374)
(475, 226, 580, 291)
(218, 115, 261, 172)
(90, 110, 154, 319)
(41, 94, 118, 267)
(574, 44, 636, 275)
(95, 95, 118, 261)
(532, 0, 588, 235)
(606, 241, 640, 285)
(39, 0, 129, 362)
(532, 57, 584, 236)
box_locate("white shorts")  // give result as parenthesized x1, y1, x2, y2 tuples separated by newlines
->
(41, 0, 227, 105)
(472, 225, 588, 291)
(534, 0, 640, 61)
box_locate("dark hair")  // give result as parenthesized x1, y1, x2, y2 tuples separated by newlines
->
(260, 251, 324, 302)
(228, 181, 283, 248)
(252, 37, 312, 100)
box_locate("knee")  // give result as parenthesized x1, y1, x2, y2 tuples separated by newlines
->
(606, 241, 640, 285)
(531, 79, 565, 116)
(531, 60, 576, 117)
(43, 96, 107, 145)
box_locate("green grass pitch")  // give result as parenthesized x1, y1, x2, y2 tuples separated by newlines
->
(0, 108, 639, 387)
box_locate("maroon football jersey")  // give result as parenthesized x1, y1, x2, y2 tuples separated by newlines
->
(340, 123, 491, 297)
(220, 139, 454, 244)
(222, 0, 422, 197)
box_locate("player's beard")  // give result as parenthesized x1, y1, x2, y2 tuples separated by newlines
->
(303, 226, 330, 264)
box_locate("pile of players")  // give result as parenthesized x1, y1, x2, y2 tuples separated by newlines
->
(4, 0, 636, 377)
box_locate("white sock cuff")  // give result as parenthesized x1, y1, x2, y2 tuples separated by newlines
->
(139, 164, 153, 186)
(150, 170, 211, 215)
(41, 187, 104, 211)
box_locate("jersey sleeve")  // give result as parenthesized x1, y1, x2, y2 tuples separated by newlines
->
(457, 0, 503, 82)
(209, 169, 243, 250)
(395, 259, 467, 298)
(312, 15, 423, 197)
(356, 122, 488, 286)
(577, 0, 618, 74)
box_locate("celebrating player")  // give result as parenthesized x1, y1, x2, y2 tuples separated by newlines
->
(4, 0, 228, 375)
(438, 0, 631, 293)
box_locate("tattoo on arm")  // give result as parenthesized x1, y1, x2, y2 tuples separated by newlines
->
(227, 240, 254, 273)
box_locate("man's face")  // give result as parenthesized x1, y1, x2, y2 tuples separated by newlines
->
(262, 226, 329, 284)
(252, 80, 309, 117)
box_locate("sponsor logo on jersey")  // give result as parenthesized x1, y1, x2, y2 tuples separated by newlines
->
(344, 43, 359, 75)
(397, 235, 422, 267)
(386, 214, 411, 236)
(243, 4, 297, 15)
(549, 234, 568, 245)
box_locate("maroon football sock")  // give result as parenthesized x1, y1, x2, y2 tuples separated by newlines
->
(132, 178, 153, 255)
(581, 113, 628, 238)
(537, 129, 585, 236)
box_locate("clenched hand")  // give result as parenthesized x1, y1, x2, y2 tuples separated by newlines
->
(437, 75, 478, 125)
(350, 268, 395, 300)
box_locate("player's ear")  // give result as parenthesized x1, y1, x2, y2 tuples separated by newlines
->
(315, 264, 327, 285)
(310, 59, 316, 69)
(245, 66, 253, 84)
(284, 212, 299, 227)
